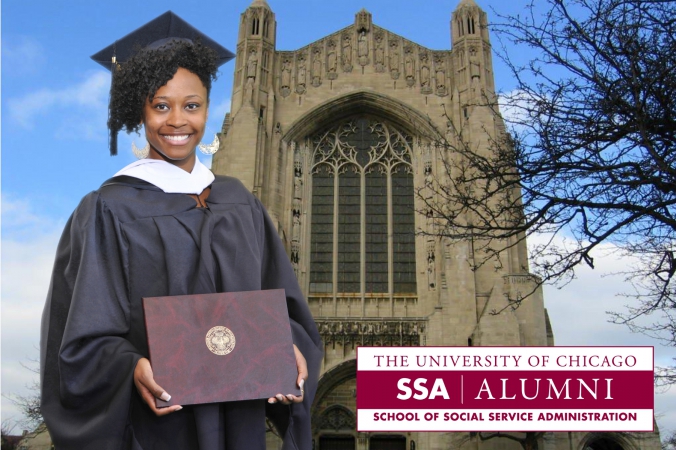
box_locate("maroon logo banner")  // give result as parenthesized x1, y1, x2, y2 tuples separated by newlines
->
(356, 347, 653, 432)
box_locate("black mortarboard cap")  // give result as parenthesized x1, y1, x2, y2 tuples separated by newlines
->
(91, 11, 235, 155)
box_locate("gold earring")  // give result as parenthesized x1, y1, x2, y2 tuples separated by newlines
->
(132, 141, 150, 159)
(198, 134, 220, 155)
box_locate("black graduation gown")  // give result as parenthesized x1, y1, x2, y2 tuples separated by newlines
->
(40, 175, 323, 450)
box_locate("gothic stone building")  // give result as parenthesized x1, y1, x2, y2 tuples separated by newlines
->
(212, 1, 662, 450)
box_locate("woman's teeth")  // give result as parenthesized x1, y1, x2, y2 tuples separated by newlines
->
(164, 135, 189, 141)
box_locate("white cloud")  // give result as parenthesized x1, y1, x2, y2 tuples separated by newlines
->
(1, 195, 64, 428)
(8, 71, 109, 131)
(496, 88, 545, 138)
(1, 198, 43, 228)
(1, 36, 46, 76)
(1, 195, 65, 242)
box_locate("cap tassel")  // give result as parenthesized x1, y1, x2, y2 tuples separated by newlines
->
(109, 128, 118, 156)
(108, 52, 118, 156)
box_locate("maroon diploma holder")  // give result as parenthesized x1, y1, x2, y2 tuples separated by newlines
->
(142, 289, 300, 407)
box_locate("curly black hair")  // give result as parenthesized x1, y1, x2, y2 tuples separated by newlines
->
(108, 39, 219, 140)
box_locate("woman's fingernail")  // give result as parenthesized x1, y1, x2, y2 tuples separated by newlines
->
(287, 394, 294, 400)
(175, 406, 183, 411)
(299, 379, 305, 389)
(276, 394, 284, 400)
(268, 398, 276, 404)
(160, 392, 171, 401)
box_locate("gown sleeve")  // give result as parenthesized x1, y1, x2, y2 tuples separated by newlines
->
(40, 192, 143, 450)
(255, 198, 324, 450)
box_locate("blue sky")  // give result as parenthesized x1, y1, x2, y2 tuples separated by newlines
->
(2, 0, 674, 437)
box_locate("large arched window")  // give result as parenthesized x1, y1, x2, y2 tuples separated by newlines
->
(309, 117, 416, 297)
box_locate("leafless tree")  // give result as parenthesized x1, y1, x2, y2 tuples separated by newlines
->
(3, 385, 42, 432)
(421, 0, 676, 378)
(2, 360, 42, 431)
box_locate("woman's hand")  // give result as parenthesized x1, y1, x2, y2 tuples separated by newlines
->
(134, 358, 183, 416)
(268, 344, 307, 405)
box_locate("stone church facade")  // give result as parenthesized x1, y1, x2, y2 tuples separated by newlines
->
(212, 1, 662, 449)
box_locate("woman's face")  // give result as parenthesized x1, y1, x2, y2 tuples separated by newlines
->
(142, 67, 208, 172)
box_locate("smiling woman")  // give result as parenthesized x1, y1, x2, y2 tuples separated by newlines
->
(142, 67, 209, 170)
(39, 11, 322, 450)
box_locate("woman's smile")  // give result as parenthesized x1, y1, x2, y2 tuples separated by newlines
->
(162, 134, 192, 144)
(142, 67, 208, 172)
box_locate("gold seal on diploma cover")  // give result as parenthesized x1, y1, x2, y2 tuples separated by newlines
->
(205, 326, 236, 355)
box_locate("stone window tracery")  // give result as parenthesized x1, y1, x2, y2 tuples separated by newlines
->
(316, 405, 356, 431)
(309, 117, 417, 296)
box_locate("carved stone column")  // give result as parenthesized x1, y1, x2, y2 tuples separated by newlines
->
(291, 141, 302, 277)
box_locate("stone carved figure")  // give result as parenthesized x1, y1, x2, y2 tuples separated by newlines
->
(292, 215, 301, 243)
(312, 47, 322, 87)
(389, 40, 400, 79)
(280, 57, 292, 97)
(374, 32, 385, 72)
(404, 46, 415, 87)
(291, 245, 299, 275)
(294, 177, 302, 200)
(342, 33, 353, 72)
(247, 49, 258, 80)
(358, 30, 368, 66)
(420, 53, 431, 94)
(434, 54, 448, 96)
(327, 40, 338, 80)
(358, 31, 368, 56)
(294, 147, 303, 177)
(296, 54, 307, 94)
